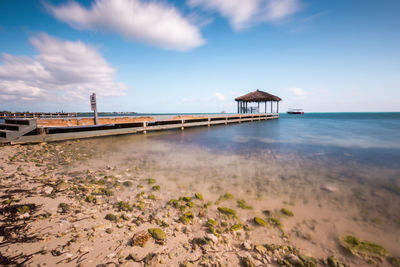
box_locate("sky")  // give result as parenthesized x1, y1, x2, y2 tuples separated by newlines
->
(0, 0, 399, 113)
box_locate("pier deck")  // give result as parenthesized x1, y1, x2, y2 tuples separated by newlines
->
(0, 113, 279, 144)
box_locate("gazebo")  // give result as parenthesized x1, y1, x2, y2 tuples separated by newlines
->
(235, 89, 282, 114)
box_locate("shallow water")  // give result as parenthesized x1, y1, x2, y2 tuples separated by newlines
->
(71, 113, 400, 264)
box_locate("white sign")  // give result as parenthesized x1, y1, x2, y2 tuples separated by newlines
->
(90, 93, 97, 111)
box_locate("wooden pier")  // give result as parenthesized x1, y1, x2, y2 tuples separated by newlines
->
(0, 112, 77, 119)
(0, 113, 279, 145)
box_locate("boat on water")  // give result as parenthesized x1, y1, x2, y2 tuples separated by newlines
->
(287, 109, 304, 114)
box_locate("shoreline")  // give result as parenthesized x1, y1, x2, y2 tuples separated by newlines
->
(0, 138, 399, 266)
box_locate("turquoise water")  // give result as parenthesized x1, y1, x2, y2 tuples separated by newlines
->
(154, 112, 400, 168)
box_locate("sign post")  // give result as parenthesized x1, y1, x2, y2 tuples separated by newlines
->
(90, 93, 98, 125)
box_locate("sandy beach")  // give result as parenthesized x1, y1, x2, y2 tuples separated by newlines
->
(0, 134, 399, 267)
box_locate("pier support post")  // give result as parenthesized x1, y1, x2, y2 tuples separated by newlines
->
(181, 120, 184, 130)
(208, 118, 211, 127)
(143, 122, 147, 134)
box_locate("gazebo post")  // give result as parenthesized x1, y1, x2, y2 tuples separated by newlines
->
(277, 101, 279, 113)
(265, 101, 267, 113)
(271, 101, 273, 113)
(237, 101, 239, 114)
(257, 102, 260, 113)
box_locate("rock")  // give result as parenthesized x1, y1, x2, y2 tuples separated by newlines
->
(148, 228, 167, 240)
(79, 246, 91, 253)
(43, 186, 53, 194)
(241, 256, 256, 267)
(321, 184, 338, 193)
(205, 233, 218, 243)
(131, 230, 151, 247)
(242, 241, 252, 250)
(255, 245, 267, 254)
(286, 254, 302, 266)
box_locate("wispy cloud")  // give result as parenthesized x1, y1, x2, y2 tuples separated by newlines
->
(301, 10, 329, 23)
(287, 87, 309, 97)
(188, 0, 302, 30)
(46, 0, 205, 51)
(215, 92, 225, 101)
(0, 33, 127, 103)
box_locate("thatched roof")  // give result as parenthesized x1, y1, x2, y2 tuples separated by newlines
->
(235, 89, 282, 102)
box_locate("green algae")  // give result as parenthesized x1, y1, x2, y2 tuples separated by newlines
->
(148, 178, 156, 184)
(281, 208, 294, 216)
(389, 256, 400, 267)
(122, 181, 133, 187)
(168, 199, 179, 207)
(230, 223, 243, 231)
(147, 194, 156, 200)
(85, 195, 96, 203)
(17, 205, 30, 214)
(152, 185, 160, 191)
(195, 193, 204, 201)
(207, 219, 217, 226)
(181, 196, 192, 202)
(191, 237, 208, 246)
(241, 257, 256, 267)
(115, 201, 133, 211)
(217, 193, 234, 202)
(237, 199, 253, 210)
(268, 217, 283, 228)
(58, 203, 69, 213)
(186, 201, 194, 207)
(180, 211, 194, 224)
(254, 217, 268, 227)
(148, 228, 166, 240)
(105, 213, 117, 222)
(217, 207, 236, 216)
(339, 235, 388, 261)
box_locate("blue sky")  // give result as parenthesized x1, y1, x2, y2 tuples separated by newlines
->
(0, 0, 399, 113)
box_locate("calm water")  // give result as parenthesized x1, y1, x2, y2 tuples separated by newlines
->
(153, 112, 400, 168)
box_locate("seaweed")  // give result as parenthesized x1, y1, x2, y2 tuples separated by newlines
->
(148, 228, 166, 240)
(339, 235, 387, 261)
(254, 217, 268, 227)
(105, 213, 117, 222)
(152, 185, 160, 191)
(195, 193, 204, 201)
(237, 200, 253, 210)
(217, 207, 236, 216)
(281, 208, 294, 216)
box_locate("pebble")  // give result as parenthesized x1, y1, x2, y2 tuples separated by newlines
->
(242, 241, 252, 250)
(42, 186, 53, 194)
(321, 184, 338, 192)
(205, 233, 218, 243)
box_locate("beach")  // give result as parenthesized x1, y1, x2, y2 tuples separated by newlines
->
(1, 114, 399, 266)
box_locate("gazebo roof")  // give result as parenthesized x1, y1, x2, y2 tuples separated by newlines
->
(235, 89, 282, 102)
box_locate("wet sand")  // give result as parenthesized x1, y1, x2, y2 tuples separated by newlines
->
(0, 133, 399, 266)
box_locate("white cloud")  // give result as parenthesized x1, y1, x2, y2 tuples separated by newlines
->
(188, 0, 301, 30)
(287, 87, 309, 97)
(0, 33, 128, 104)
(215, 92, 225, 101)
(47, 0, 205, 51)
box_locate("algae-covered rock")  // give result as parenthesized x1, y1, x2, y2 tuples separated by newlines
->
(389, 256, 400, 267)
(254, 217, 268, 227)
(85, 195, 96, 204)
(105, 213, 117, 222)
(281, 208, 294, 216)
(217, 207, 236, 215)
(268, 217, 283, 228)
(122, 181, 133, 187)
(58, 203, 70, 213)
(180, 211, 194, 224)
(230, 223, 243, 231)
(218, 193, 234, 202)
(148, 178, 156, 184)
(195, 193, 204, 201)
(148, 228, 166, 240)
(191, 237, 208, 246)
(152, 185, 160, 191)
(339, 235, 388, 262)
(131, 230, 151, 247)
(237, 199, 253, 209)
(17, 205, 30, 214)
(241, 256, 256, 267)
(115, 201, 133, 211)
(182, 196, 192, 202)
